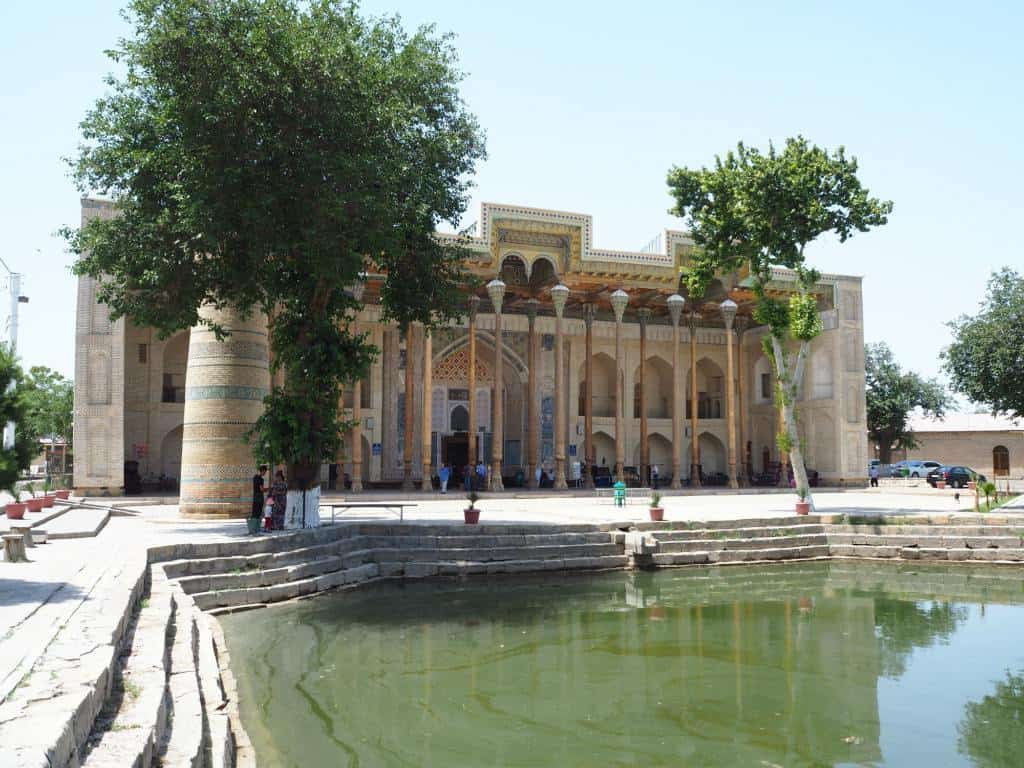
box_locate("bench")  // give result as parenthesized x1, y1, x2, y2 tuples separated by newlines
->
(323, 502, 417, 524)
(594, 487, 654, 504)
(3, 533, 27, 562)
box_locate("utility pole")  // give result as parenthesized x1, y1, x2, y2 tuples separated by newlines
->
(1, 258, 29, 451)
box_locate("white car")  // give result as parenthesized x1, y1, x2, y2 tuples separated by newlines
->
(893, 460, 942, 478)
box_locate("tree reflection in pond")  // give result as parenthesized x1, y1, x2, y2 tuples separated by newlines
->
(958, 671, 1024, 768)
(872, 597, 968, 677)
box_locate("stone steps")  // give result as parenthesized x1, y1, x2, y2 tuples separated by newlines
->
(650, 524, 826, 542)
(175, 548, 375, 595)
(830, 544, 1024, 562)
(361, 531, 613, 548)
(161, 534, 365, 579)
(652, 544, 831, 567)
(377, 554, 631, 579)
(370, 542, 621, 563)
(658, 534, 827, 553)
(192, 562, 381, 610)
(80, 568, 174, 768)
(623, 515, 828, 532)
(158, 589, 205, 768)
(826, 524, 1024, 537)
(829, 532, 1024, 549)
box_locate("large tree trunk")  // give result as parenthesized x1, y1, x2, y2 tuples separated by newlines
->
(771, 337, 813, 511)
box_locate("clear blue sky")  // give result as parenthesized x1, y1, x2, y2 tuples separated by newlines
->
(2, 1, 1021, 394)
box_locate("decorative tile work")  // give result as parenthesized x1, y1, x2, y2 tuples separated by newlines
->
(432, 347, 493, 382)
(185, 385, 269, 401)
(189, 340, 269, 362)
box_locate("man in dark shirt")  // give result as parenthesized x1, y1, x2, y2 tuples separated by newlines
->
(250, 465, 268, 534)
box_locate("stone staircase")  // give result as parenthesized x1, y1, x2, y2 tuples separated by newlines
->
(166, 524, 625, 613)
(826, 521, 1024, 562)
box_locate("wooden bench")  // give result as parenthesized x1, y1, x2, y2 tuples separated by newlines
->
(324, 502, 417, 524)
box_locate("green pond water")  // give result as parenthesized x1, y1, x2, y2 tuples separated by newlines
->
(220, 562, 1024, 767)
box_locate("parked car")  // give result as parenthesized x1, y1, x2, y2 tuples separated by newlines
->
(927, 465, 986, 489)
(891, 459, 942, 478)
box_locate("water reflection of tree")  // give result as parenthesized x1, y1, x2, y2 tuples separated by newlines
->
(958, 671, 1024, 767)
(873, 598, 968, 677)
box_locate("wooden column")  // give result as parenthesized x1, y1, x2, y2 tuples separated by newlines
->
(583, 303, 596, 489)
(611, 290, 629, 482)
(488, 280, 506, 491)
(735, 317, 749, 484)
(526, 300, 540, 489)
(638, 308, 650, 484)
(689, 312, 701, 488)
(552, 284, 569, 490)
(402, 324, 415, 491)
(421, 328, 433, 492)
(351, 379, 363, 492)
(467, 296, 479, 469)
(721, 301, 739, 489)
(668, 294, 683, 489)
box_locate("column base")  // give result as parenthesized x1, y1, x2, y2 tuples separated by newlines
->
(350, 478, 363, 493)
(527, 463, 538, 489)
(421, 463, 432, 492)
(489, 462, 504, 492)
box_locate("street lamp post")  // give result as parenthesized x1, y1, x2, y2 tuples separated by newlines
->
(0, 258, 28, 452)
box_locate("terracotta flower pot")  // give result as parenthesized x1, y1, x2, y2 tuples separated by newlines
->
(5, 502, 26, 520)
(26, 498, 45, 513)
(795, 501, 811, 515)
(649, 507, 664, 522)
(42, 495, 55, 508)
(464, 508, 480, 525)
(55, 490, 70, 500)
(967, 482, 976, 491)
(936, 480, 946, 490)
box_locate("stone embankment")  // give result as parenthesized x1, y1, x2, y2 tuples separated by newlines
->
(3, 512, 1024, 767)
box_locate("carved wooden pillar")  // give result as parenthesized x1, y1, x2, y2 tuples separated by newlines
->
(552, 284, 569, 490)
(402, 323, 415, 491)
(735, 317, 749, 484)
(611, 290, 629, 482)
(583, 303, 596, 489)
(351, 379, 363, 492)
(689, 312, 701, 488)
(467, 296, 479, 469)
(526, 299, 540, 489)
(638, 308, 650, 484)
(487, 279, 506, 491)
(667, 294, 684, 489)
(421, 328, 433, 492)
(721, 300, 738, 489)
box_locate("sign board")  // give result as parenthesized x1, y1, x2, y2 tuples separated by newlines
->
(569, 444, 577, 457)
(372, 443, 382, 456)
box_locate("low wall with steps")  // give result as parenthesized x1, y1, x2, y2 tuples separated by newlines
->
(5, 511, 1024, 768)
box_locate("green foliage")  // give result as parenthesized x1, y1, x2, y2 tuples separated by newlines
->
(865, 342, 948, 463)
(789, 292, 822, 342)
(650, 491, 662, 508)
(466, 490, 479, 509)
(0, 346, 38, 496)
(776, 432, 794, 454)
(22, 366, 73, 460)
(667, 136, 892, 329)
(943, 268, 1024, 418)
(796, 487, 808, 501)
(63, 0, 485, 485)
(979, 481, 996, 508)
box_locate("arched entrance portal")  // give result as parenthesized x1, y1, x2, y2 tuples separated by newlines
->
(160, 425, 183, 483)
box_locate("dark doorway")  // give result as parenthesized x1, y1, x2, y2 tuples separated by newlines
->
(444, 433, 469, 476)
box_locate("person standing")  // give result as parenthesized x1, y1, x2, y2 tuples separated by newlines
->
(249, 465, 268, 535)
(439, 463, 450, 494)
(270, 470, 288, 529)
(869, 463, 879, 488)
(476, 460, 487, 489)
(651, 463, 660, 490)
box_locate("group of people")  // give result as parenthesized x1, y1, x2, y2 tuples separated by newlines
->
(250, 464, 288, 533)
(436, 461, 489, 493)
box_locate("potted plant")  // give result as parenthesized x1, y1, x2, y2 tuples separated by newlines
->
(25, 483, 45, 513)
(936, 477, 946, 490)
(795, 487, 811, 515)
(649, 491, 664, 522)
(5, 500, 26, 519)
(464, 491, 480, 524)
(41, 478, 55, 508)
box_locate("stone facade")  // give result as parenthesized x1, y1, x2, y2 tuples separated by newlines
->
(74, 201, 870, 504)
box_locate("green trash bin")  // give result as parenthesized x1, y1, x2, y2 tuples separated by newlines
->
(613, 480, 626, 507)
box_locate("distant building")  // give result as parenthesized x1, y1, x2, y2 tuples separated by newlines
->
(894, 413, 1022, 478)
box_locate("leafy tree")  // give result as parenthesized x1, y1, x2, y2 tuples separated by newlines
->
(0, 346, 40, 496)
(22, 367, 74, 475)
(667, 137, 892, 506)
(63, 0, 485, 486)
(865, 342, 947, 463)
(943, 268, 1024, 418)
